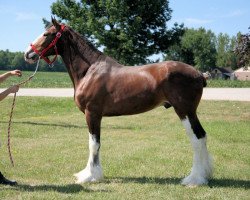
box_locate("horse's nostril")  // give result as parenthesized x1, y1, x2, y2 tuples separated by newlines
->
(25, 51, 36, 59)
(24, 52, 29, 60)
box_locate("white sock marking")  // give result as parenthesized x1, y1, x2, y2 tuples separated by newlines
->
(181, 117, 213, 186)
(74, 133, 103, 183)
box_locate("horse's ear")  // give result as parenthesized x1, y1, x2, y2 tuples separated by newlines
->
(51, 16, 61, 31)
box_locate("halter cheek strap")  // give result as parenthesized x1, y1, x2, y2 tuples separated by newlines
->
(30, 25, 65, 65)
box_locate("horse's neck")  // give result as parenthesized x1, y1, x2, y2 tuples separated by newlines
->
(62, 55, 89, 88)
(61, 31, 103, 87)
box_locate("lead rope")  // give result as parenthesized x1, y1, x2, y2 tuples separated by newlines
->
(7, 57, 41, 166)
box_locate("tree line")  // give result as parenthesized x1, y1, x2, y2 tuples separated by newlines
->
(164, 28, 239, 71)
(0, 0, 248, 72)
(0, 50, 66, 72)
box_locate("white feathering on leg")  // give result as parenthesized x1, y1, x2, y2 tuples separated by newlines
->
(181, 117, 213, 186)
(74, 133, 103, 183)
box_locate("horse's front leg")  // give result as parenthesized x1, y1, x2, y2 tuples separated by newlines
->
(74, 110, 103, 183)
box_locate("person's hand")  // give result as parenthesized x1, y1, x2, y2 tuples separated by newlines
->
(8, 85, 19, 93)
(10, 70, 22, 77)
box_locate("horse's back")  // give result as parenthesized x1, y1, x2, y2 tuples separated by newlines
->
(132, 60, 206, 89)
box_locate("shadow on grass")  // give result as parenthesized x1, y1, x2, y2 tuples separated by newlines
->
(11, 183, 110, 193)
(208, 178, 250, 189)
(107, 176, 250, 189)
(0, 120, 141, 130)
(0, 121, 84, 129)
(13, 183, 88, 193)
(106, 176, 181, 185)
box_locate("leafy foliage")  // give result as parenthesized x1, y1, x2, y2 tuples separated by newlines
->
(216, 33, 237, 69)
(0, 49, 66, 72)
(51, 0, 184, 65)
(165, 28, 240, 71)
(0, 2, 246, 72)
(165, 28, 217, 71)
(234, 28, 250, 68)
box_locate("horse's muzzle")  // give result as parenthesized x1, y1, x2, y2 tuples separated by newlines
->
(24, 49, 39, 64)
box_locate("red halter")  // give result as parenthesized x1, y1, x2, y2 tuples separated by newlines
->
(30, 25, 66, 65)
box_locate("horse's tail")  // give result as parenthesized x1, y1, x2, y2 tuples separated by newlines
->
(202, 75, 207, 87)
(200, 72, 207, 88)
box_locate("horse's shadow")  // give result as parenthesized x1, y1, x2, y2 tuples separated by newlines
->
(208, 178, 250, 189)
(11, 183, 88, 193)
(4, 177, 250, 193)
(106, 176, 250, 189)
(9, 183, 109, 194)
(0, 120, 84, 129)
(106, 176, 182, 185)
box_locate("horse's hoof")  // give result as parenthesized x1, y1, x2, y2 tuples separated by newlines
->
(181, 175, 208, 186)
(74, 166, 103, 184)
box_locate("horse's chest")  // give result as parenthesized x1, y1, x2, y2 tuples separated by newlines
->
(74, 96, 84, 110)
(74, 86, 90, 111)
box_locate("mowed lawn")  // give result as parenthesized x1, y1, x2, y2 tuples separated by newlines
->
(0, 97, 249, 200)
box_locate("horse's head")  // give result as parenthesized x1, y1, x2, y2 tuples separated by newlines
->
(24, 17, 65, 64)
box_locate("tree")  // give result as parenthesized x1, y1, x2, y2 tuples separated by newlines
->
(216, 33, 230, 67)
(164, 29, 195, 66)
(11, 52, 28, 70)
(216, 33, 237, 69)
(182, 28, 216, 71)
(0, 49, 66, 72)
(164, 28, 216, 71)
(0, 50, 9, 69)
(234, 28, 250, 69)
(51, 0, 184, 65)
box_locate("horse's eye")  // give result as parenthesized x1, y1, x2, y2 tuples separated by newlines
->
(43, 33, 49, 37)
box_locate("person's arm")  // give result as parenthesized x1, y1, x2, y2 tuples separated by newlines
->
(0, 85, 19, 101)
(0, 70, 22, 84)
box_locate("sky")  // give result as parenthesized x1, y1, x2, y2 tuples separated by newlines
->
(0, 0, 249, 52)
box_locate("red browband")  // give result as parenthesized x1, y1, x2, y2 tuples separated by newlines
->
(30, 24, 65, 65)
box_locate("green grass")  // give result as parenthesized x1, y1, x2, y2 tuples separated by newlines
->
(1, 70, 250, 88)
(0, 97, 249, 199)
(0, 71, 72, 88)
(207, 79, 250, 88)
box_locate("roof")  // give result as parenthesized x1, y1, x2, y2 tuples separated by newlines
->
(234, 67, 250, 72)
(211, 67, 232, 73)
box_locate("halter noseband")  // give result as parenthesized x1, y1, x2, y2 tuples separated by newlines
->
(30, 24, 65, 65)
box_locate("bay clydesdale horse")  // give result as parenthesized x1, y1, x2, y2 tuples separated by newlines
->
(24, 18, 213, 186)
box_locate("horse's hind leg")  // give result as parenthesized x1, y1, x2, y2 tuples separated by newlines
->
(74, 110, 103, 183)
(176, 110, 213, 186)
